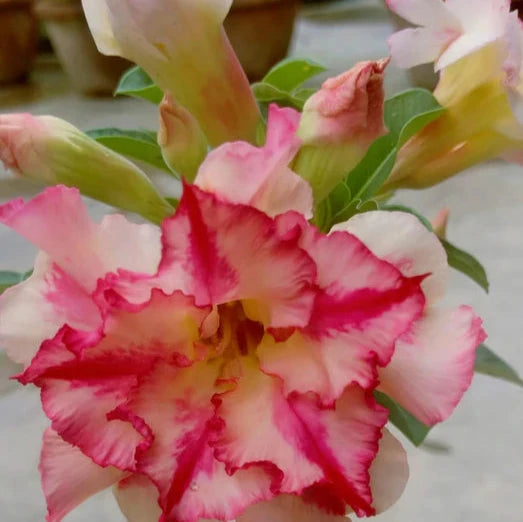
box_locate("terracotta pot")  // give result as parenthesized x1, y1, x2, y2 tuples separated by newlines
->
(34, 0, 130, 95)
(225, 0, 299, 81)
(0, 0, 38, 85)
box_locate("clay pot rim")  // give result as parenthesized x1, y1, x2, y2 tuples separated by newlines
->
(0, 0, 33, 10)
(34, 0, 83, 20)
(232, 0, 299, 12)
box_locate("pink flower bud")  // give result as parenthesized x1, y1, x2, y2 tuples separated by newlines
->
(293, 59, 389, 202)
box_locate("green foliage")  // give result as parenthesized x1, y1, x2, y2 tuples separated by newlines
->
(86, 128, 171, 173)
(263, 57, 327, 92)
(374, 391, 431, 446)
(475, 344, 523, 386)
(115, 66, 163, 104)
(252, 57, 326, 110)
(319, 89, 445, 231)
(442, 239, 489, 293)
(0, 270, 32, 294)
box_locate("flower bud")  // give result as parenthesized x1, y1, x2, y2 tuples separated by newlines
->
(81, 0, 261, 146)
(293, 59, 389, 202)
(158, 93, 208, 182)
(0, 113, 173, 223)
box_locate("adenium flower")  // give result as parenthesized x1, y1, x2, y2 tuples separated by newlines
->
(81, 0, 261, 146)
(158, 92, 209, 181)
(0, 113, 173, 223)
(0, 178, 484, 521)
(293, 59, 389, 202)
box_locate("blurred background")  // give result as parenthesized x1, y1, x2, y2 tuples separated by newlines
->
(0, 1, 522, 521)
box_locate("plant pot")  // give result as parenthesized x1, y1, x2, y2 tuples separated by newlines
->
(225, 0, 299, 81)
(0, 0, 38, 85)
(34, 0, 130, 95)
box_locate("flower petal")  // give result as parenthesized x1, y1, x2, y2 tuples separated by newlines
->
(158, 185, 316, 328)
(195, 104, 312, 218)
(379, 306, 486, 425)
(215, 358, 388, 517)
(388, 27, 457, 69)
(213, 357, 323, 494)
(386, 0, 456, 27)
(369, 428, 409, 513)
(40, 428, 123, 522)
(113, 475, 162, 522)
(261, 220, 426, 402)
(123, 361, 273, 522)
(19, 290, 209, 470)
(238, 494, 350, 522)
(0, 254, 101, 366)
(0, 186, 161, 292)
(337, 210, 448, 304)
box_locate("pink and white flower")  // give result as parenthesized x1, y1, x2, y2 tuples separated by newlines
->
(0, 183, 428, 522)
(0, 177, 484, 521)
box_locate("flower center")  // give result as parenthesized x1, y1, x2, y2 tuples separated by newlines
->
(206, 302, 265, 360)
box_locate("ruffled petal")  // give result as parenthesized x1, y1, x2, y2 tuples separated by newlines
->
(385, 0, 456, 27)
(260, 221, 425, 402)
(19, 290, 210, 471)
(0, 186, 161, 292)
(289, 387, 388, 516)
(379, 306, 486, 425)
(369, 429, 409, 513)
(159, 185, 316, 328)
(337, 210, 448, 304)
(0, 254, 102, 366)
(40, 428, 123, 522)
(195, 104, 312, 218)
(124, 360, 273, 522)
(238, 494, 350, 522)
(213, 357, 323, 493)
(113, 475, 162, 522)
(388, 27, 459, 69)
(215, 358, 387, 517)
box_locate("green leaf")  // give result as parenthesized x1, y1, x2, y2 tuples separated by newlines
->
(322, 88, 445, 230)
(475, 344, 523, 386)
(0, 270, 32, 294)
(385, 88, 445, 147)
(86, 128, 171, 173)
(115, 66, 163, 104)
(374, 391, 431, 446)
(252, 82, 310, 110)
(263, 57, 326, 92)
(441, 239, 489, 293)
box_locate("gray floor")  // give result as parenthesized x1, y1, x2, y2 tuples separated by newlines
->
(0, 1, 522, 521)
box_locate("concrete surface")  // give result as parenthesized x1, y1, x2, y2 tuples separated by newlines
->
(0, 1, 522, 521)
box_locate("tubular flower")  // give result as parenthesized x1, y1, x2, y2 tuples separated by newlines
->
(385, 40, 523, 189)
(293, 59, 389, 203)
(385, 1, 523, 189)
(0, 113, 173, 223)
(81, 0, 261, 146)
(0, 183, 433, 522)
